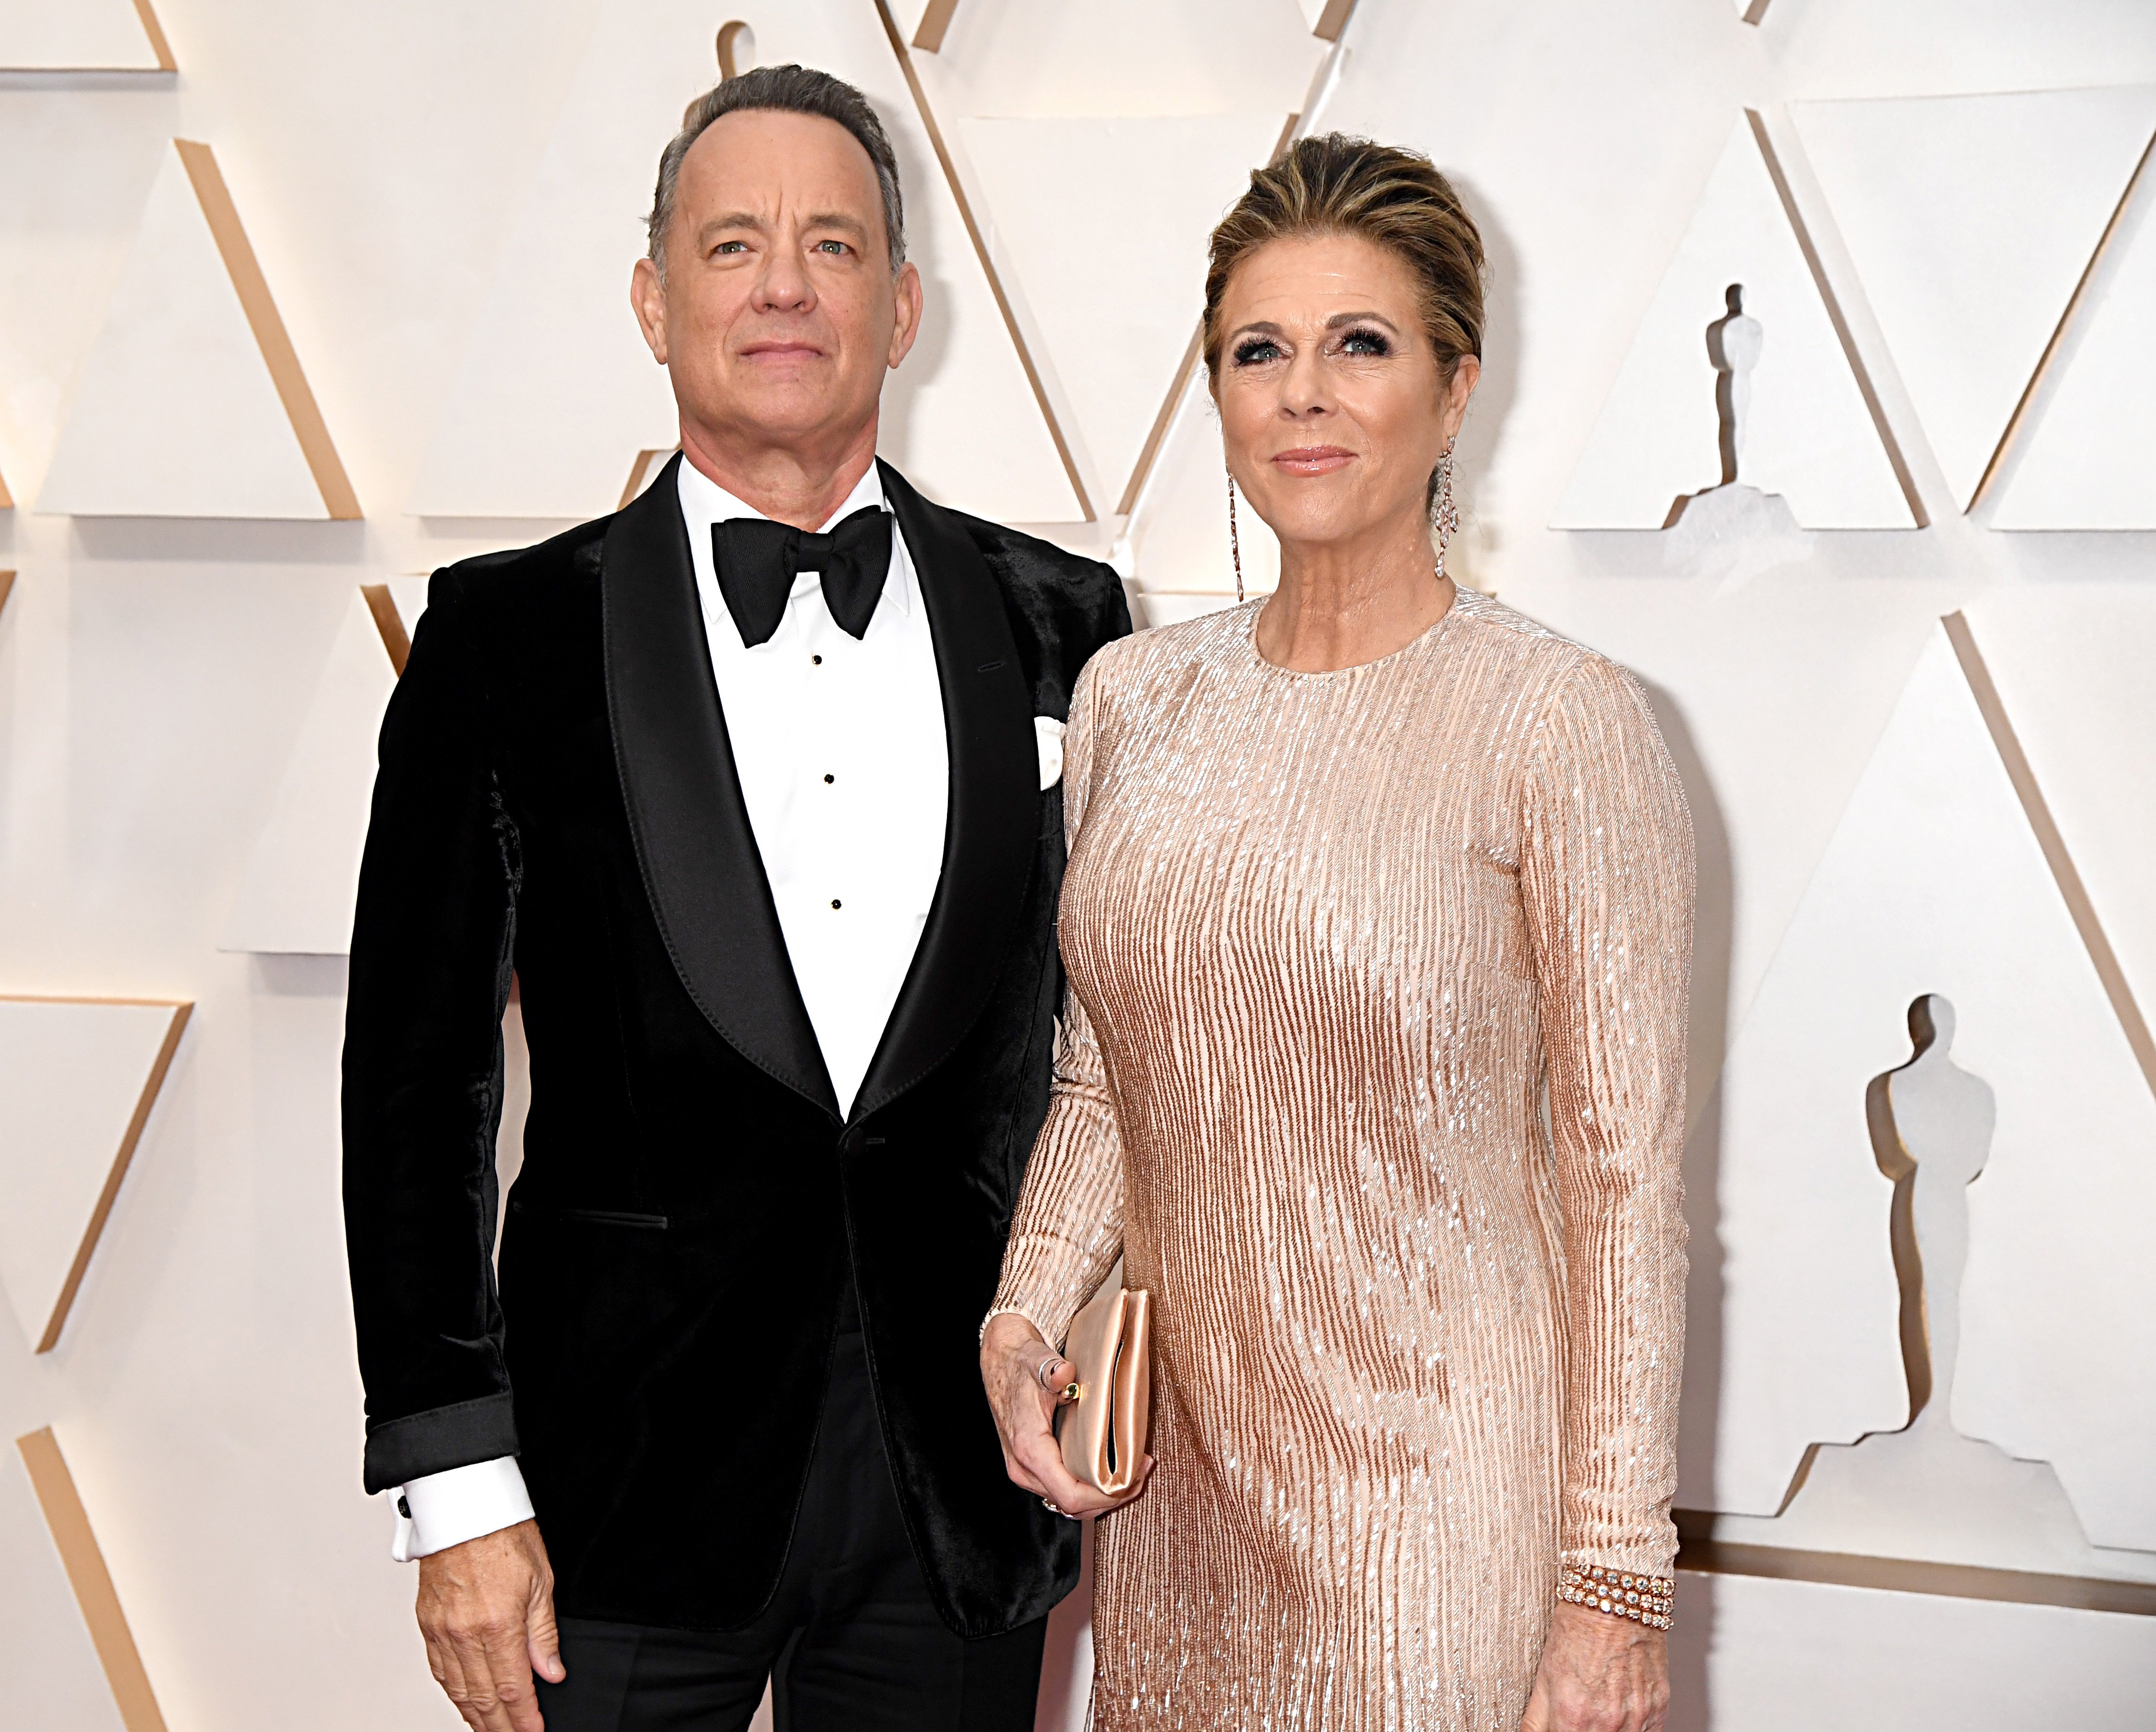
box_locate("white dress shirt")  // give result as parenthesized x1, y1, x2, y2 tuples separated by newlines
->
(391, 458, 952, 1561)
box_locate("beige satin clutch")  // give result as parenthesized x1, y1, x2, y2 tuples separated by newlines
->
(1056, 1282, 1152, 1496)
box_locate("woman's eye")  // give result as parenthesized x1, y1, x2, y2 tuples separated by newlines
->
(1339, 328, 1391, 356)
(1233, 338, 1284, 366)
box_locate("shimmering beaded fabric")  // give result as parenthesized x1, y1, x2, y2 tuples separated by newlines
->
(993, 591, 1694, 1730)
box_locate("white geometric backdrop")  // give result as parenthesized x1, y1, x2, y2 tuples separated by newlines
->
(2, 1, 2153, 1728)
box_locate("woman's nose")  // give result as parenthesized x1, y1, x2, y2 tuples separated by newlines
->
(1279, 353, 1333, 415)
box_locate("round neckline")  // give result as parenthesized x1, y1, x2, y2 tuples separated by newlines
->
(1242, 587, 1465, 681)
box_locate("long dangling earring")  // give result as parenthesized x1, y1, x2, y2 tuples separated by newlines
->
(1227, 468, 1246, 605)
(1429, 440, 1460, 584)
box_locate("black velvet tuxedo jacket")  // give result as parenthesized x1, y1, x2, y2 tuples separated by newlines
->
(342, 456, 1129, 1636)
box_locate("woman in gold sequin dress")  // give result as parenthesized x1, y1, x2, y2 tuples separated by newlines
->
(980, 137, 1693, 1732)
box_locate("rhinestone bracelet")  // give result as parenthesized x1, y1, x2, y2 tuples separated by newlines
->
(1558, 1563, 1674, 1631)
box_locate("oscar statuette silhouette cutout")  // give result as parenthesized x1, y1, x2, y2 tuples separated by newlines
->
(1704, 996, 2156, 1586)
(1662, 283, 1802, 587)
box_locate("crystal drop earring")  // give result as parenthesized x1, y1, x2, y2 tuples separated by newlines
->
(1430, 440, 1460, 584)
(1227, 468, 1246, 605)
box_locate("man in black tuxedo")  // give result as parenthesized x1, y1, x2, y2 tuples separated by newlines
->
(343, 64, 1127, 1732)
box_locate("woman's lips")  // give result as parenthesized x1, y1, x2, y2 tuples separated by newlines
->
(1272, 446, 1356, 475)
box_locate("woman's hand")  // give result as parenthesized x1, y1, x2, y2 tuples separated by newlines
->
(980, 1312, 1153, 1519)
(1521, 1602, 1669, 1732)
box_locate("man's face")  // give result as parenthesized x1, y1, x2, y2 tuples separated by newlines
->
(633, 108, 921, 454)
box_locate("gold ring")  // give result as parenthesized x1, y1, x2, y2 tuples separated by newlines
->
(1061, 1381, 1083, 1404)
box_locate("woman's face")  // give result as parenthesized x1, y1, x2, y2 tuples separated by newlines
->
(1213, 232, 1478, 556)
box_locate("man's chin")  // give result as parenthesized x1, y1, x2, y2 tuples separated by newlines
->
(709, 378, 862, 440)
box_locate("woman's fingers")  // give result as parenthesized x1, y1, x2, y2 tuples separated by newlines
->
(981, 1317, 1155, 1520)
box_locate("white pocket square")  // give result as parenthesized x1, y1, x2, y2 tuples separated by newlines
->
(1035, 716, 1066, 791)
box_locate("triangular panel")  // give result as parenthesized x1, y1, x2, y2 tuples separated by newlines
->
(0, 0, 172, 71)
(1688, 627, 2156, 1553)
(954, 114, 1283, 509)
(0, 1453, 128, 1732)
(1793, 87, 2156, 511)
(1992, 167, 2156, 529)
(218, 586, 416, 956)
(0, 998, 190, 1353)
(1124, 366, 1280, 624)
(14, 1432, 168, 1732)
(37, 142, 357, 520)
(1955, 587, 2156, 1082)
(1553, 119, 1913, 530)
(409, 1, 1081, 523)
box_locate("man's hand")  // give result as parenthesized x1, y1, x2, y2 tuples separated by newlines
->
(980, 1312, 1152, 1519)
(1522, 1601, 1669, 1732)
(415, 1519, 565, 1732)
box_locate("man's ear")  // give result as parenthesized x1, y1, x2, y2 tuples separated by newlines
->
(630, 256, 670, 366)
(887, 260, 924, 370)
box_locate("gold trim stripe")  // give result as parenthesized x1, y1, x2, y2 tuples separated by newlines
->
(173, 141, 361, 520)
(1114, 113, 1302, 518)
(0, 996, 195, 1354)
(361, 583, 412, 677)
(1677, 1522, 2156, 1617)
(1747, 109, 1928, 528)
(16, 1429, 172, 1731)
(912, 0, 963, 53)
(872, 0, 1095, 521)
(130, 0, 177, 71)
(1967, 126, 2156, 514)
(1944, 611, 2156, 1103)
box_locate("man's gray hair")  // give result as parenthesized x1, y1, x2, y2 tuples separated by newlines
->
(647, 64, 907, 278)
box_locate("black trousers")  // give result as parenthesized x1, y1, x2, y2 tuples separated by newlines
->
(534, 1303, 1048, 1732)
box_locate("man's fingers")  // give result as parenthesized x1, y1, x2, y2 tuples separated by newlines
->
(526, 1579, 566, 1687)
(445, 1621, 525, 1732)
(478, 1611, 546, 1732)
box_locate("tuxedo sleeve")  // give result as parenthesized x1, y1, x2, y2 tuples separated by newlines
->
(342, 570, 524, 1495)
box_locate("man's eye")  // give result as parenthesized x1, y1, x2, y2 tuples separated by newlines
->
(816, 239, 850, 256)
(714, 240, 748, 255)
(1339, 328, 1391, 356)
(1233, 338, 1284, 366)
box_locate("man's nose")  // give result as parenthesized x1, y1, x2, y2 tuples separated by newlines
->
(753, 244, 815, 312)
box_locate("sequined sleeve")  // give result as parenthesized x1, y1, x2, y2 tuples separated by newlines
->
(990, 658, 1127, 1348)
(1520, 653, 1694, 1605)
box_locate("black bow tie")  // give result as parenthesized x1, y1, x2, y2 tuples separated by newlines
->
(712, 506, 895, 648)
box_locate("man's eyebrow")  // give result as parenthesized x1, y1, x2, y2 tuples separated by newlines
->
(698, 211, 766, 237)
(803, 212, 870, 237)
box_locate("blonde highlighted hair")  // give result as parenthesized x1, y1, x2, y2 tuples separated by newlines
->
(1202, 133, 1485, 384)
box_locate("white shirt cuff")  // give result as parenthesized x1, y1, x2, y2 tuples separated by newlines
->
(389, 1456, 534, 1562)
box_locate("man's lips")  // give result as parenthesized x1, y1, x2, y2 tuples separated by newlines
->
(1272, 445, 1356, 474)
(739, 341, 826, 360)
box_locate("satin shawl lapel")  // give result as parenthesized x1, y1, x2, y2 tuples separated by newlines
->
(854, 462, 1039, 1122)
(602, 454, 840, 1119)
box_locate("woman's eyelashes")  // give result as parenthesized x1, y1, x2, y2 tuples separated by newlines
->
(1230, 327, 1393, 367)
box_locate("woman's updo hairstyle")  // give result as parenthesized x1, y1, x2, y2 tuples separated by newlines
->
(1202, 133, 1485, 387)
